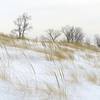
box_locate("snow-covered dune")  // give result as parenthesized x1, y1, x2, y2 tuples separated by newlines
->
(0, 44, 100, 100)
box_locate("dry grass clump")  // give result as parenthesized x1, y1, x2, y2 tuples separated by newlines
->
(69, 72, 79, 84)
(44, 83, 67, 100)
(32, 46, 74, 61)
(44, 50, 66, 61)
(0, 33, 100, 52)
(12, 81, 34, 94)
(59, 41, 100, 52)
(86, 72, 100, 85)
(42, 66, 68, 99)
(0, 67, 10, 81)
(36, 41, 74, 61)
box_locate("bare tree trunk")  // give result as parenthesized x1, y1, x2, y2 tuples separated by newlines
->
(19, 32, 21, 38)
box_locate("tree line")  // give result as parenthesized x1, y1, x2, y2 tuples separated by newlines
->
(11, 13, 100, 47)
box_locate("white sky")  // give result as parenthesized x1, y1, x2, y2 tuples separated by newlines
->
(0, 0, 100, 36)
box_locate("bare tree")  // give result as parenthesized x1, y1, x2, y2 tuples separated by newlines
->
(95, 34, 100, 47)
(12, 13, 32, 39)
(62, 25, 84, 43)
(43, 29, 61, 42)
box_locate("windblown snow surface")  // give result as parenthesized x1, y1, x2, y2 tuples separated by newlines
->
(0, 44, 100, 100)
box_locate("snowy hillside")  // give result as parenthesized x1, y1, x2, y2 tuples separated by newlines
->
(0, 42, 100, 100)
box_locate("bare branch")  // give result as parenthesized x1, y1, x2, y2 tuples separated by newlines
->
(62, 25, 84, 43)
(12, 13, 32, 39)
(44, 29, 61, 42)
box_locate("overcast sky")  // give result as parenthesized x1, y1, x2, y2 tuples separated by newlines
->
(0, 0, 100, 36)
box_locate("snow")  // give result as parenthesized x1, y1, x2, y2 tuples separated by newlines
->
(0, 45, 100, 100)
